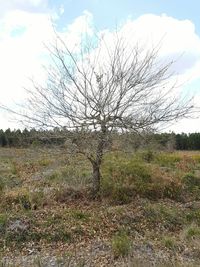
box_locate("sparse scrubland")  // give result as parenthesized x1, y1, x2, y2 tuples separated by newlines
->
(1, 146, 200, 266)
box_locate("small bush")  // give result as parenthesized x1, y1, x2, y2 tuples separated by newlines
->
(102, 155, 152, 184)
(1, 189, 31, 211)
(142, 149, 155, 163)
(54, 186, 85, 203)
(140, 183, 164, 200)
(111, 231, 131, 258)
(110, 185, 134, 204)
(176, 155, 195, 172)
(163, 181, 182, 200)
(101, 155, 152, 201)
(30, 190, 46, 209)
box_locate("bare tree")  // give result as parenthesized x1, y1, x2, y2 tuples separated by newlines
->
(1, 32, 193, 195)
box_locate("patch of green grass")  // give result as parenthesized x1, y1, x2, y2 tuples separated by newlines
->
(101, 154, 154, 201)
(71, 210, 90, 221)
(155, 152, 181, 167)
(37, 158, 52, 167)
(162, 236, 176, 249)
(47, 170, 61, 181)
(186, 210, 200, 225)
(46, 229, 72, 242)
(110, 185, 134, 204)
(144, 203, 184, 229)
(184, 225, 200, 240)
(182, 173, 200, 189)
(0, 177, 4, 191)
(111, 231, 131, 258)
(139, 149, 156, 163)
(0, 214, 7, 234)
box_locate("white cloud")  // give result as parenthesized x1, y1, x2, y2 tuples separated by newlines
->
(0, 9, 94, 129)
(0, 0, 49, 16)
(118, 14, 200, 76)
(0, 11, 200, 132)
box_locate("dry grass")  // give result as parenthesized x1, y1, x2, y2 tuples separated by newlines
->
(1, 148, 200, 266)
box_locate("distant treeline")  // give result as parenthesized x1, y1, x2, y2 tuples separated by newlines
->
(1, 128, 200, 150)
(0, 128, 65, 147)
(153, 133, 200, 150)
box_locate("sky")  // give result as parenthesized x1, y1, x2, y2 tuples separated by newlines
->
(0, 0, 200, 133)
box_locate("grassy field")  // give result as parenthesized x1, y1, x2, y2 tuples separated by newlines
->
(1, 147, 200, 266)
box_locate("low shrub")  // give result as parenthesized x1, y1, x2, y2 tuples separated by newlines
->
(176, 156, 195, 172)
(101, 155, 153, 202)
(102, 154, 185, 201)
(1, 189, 31, 211)
(110, 185, 135, 204)
(163, 181, 183, 200)
(141, 149, 156, 163)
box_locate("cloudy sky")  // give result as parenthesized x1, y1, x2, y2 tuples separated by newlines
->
(0, 0, 200, 132)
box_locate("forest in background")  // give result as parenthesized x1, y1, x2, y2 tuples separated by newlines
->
(1, 128, 200, 150)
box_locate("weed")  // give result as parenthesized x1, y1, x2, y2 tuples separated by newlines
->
(47, 170, 61, 181)
(10, 161, 19, 176)
(0, 177, 4, 192)
(101, 155, 153, 201)
(144, 203, 184, 229)
(163, 181, 182, 200)
(29, 190, 46, 209)
(142, 149, 155, 163)
(184, 225, 200, 240)
(111, 231, 131, 258)
(155, 152, 181, 167)
(1, 189, 31, 211)
(176, 155, 196, 172)
(48, 229, 72, 242)
(186, 210, 200, 225)
(182, 173, 200, 189)
(54, 186, 85, 203)
(37, 158, 51, 167)
(19, 194, 32, 210)
(162, 236, 176, 249)
(71, 210, 90, 221)
(110, 185, 134, 204)
(0, 214, 7, 234)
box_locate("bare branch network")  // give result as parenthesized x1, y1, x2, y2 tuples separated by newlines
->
(13, 33, 192, 132)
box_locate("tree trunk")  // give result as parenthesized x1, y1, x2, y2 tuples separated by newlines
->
(92, 161, 101, 196)
(91, 124, 107, 197)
